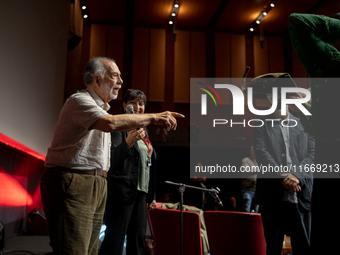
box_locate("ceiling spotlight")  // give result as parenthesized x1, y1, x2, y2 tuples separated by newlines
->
(169, 1, 180, 26)
(251, 2, 274, 32)
(82, 6, 86, 10)
(83, 14, 88, 18)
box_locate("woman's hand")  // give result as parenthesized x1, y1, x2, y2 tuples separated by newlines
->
(125, 128, 146, 148)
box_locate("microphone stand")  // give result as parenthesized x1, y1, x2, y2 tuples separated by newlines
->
(201, 189, 205, 211)
(165, 181, 215, 255)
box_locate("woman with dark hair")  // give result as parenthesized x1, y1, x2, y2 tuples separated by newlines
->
(99, 89, 157, 255)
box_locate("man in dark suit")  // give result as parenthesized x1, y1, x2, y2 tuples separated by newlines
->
(252, 73, 315, 255)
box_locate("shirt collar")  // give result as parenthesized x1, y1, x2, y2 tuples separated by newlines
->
(273, 112, 291, 121)
(86, 87, 111, 111)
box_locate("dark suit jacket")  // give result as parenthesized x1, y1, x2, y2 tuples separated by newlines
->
(253, 114, 315, 210)
(106, 131, 157, 207)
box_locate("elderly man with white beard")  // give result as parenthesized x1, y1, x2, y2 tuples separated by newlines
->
(40, 57, 184, 255)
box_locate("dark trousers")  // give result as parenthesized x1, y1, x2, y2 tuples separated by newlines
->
(261, 202, 311, 255)
(310, 142, 340, 255)
(99, 191, 147, 255)
(40, 168, 107, 255)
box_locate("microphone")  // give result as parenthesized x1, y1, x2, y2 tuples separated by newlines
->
(126, 104, 135, 114)
(126, 104, 142, 131)
(200, 183, 223, 206)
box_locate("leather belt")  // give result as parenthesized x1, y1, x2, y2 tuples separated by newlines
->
(48, 166, 107, 178)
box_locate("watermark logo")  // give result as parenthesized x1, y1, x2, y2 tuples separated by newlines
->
(196, 82, 222, 115)
(199, 83, 311, 116)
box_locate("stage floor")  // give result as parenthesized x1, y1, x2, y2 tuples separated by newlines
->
(4, 235, 52, 255)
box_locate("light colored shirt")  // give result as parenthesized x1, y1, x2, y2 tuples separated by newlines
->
(137, 139, 153, 193)
(45, 87, 111, 171)
(279, 114, 298, 203)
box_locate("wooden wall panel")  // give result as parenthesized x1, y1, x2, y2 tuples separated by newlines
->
(174, 30, 191, 103)
(253, 35, 269, 77)
(132, 27, 149, 94)
(148, 29, 165, 102)
(215, 33, 231, 105)
(86, 26, 289, 109)
(174, 31, 207, 103)
(190, 31, 206, 78)
(107, 26, 124, 74)
(215, 33, 231, 78)
(230, 34, 246, 79)
(230, 34, 246, 106)
(253, 35, 287, 107)
(268, 36, 284, 73)
(164, 27, 175, 111)
(253, 35, 270, 107)
(189, 32, 206, 104)
(89, 24, 107, 59)
(107, 26, 124, 100)
(254, 36, 284, 75)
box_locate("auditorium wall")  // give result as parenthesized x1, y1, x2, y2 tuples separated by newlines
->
(0, 1, 69, 155)
(64, 23, 309, 149)
(0, 0, 69, 240)
(70, 23, 308, 110)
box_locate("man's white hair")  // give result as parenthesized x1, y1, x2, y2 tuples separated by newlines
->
(83, 57, 116, 86)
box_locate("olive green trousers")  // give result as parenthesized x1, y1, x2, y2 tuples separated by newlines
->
(40, 168, 107, 255)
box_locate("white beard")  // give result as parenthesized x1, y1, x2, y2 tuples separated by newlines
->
(102, 82, 118, 100)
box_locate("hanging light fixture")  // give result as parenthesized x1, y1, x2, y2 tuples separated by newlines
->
(80, 0, 89, 20)
(248, 1, 279, 33)
(168, 1, 180, 26)
(168, 1, 181, 41)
